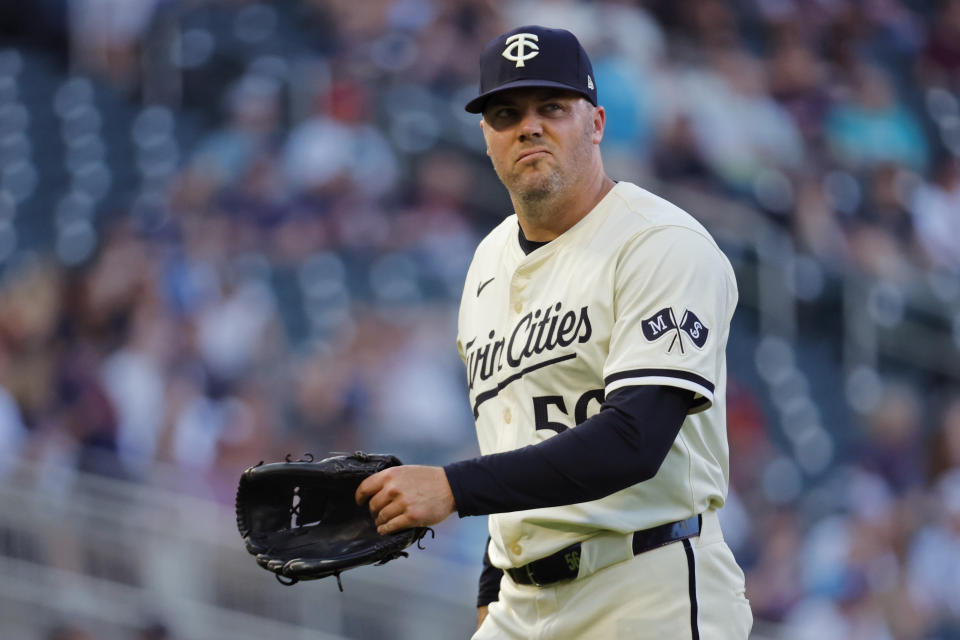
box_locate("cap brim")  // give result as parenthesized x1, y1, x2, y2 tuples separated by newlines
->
(464, 79, 595, 113)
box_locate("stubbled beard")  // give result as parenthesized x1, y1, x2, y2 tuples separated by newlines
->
(510, 167, 563, 204)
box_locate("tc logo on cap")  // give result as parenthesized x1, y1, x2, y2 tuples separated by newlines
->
(502, 33, 540, 68)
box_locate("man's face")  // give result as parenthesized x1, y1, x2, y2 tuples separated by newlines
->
(480, 88, 604, 203)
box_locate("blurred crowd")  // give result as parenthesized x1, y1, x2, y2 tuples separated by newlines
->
(1, 0, 960, 638)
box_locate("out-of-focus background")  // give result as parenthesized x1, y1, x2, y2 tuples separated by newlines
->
(0, 0, 958, 638)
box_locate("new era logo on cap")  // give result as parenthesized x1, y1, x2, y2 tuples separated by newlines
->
(465, 25, 598, 113)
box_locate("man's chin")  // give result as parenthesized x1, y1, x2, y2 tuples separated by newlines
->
(510, 173, 559, 202)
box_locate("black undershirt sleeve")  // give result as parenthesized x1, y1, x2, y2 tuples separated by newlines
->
(444, 384, 695, 518)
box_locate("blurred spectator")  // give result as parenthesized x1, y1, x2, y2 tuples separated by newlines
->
(744, 509, 804, 622)
(792, 175, 851, 270)
(0, 382, 27, 477)
(927, 396, 960, 481)
(766, 36, 832, 148)
(678, 46, 805, 194)
(211, 379, 277, 487)
(910, 153, 960, 272)
(291, 343, 367, 454)
(857, 383, 925, 494)
(99, 297, 171, 476)
(68, 0, 159, 89)
(651, 113, 713, 188)
(366, 310, 474, 464)
(591, 50, 655, 173)
(824, 63, 929, 173)
(189, 74, 284, 187)
(503, 0, 599, 46)
(858, 165, 918, 249)
(282, 80, 398, 200)
(393, 150, 479, 297)
(409, 0, 500, 86)
(784, 469, 907, 640)
(168, 376, 237, 471)
(907, 470, 960, 635)
(726, 376, 773, 493)
(846, 164, 922, 280)
(0, 260, 62, 427)
(45, 624, 96, 640)
(664, 0, 740, 50)
(50, 342, 122, 478)
(919, 0, 960, 90)
(195, 273, 281, 384)
(136, 620, 173, 640)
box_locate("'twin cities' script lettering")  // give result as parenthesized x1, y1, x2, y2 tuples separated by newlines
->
(465, 303, 592, 389)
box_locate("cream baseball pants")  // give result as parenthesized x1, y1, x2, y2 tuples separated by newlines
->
(473, 510, 752, 640)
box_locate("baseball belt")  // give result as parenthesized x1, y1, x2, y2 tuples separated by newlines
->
(505, 514, 702, 587)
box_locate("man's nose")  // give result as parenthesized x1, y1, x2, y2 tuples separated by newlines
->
(518, 109, 543, 140)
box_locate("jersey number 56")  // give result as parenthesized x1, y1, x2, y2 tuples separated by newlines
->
(533, 389, 604, 433)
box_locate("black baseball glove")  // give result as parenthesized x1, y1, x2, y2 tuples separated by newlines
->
(235, 452, 432, 589)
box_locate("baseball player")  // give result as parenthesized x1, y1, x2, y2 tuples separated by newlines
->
(356, 25, 752, 639)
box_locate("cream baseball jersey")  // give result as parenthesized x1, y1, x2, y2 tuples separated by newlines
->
(456, 181, 738, 569)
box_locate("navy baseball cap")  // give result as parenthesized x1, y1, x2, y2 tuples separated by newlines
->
(464, 25, 597, 114)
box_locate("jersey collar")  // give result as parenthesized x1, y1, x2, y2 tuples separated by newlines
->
(510, 181, 625, 266)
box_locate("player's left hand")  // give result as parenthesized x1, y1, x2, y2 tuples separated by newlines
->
(355, 465, 456, 535)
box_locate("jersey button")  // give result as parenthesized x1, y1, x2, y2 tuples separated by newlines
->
(503, 408, 512, 424)
(513, 302, 522, 313)
(511, 543, 523, 555)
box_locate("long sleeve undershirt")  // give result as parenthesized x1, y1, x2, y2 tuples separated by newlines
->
(444, 384, 694, 517)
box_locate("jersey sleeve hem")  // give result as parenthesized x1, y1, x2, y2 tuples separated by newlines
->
(604, 369, 714, 413)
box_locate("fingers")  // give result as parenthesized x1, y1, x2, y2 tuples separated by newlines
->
(355, 469, 404, 532)
(368, 485, 397, 519)
(373, 499, 404, 528)
(377, 510, 416, 535)
(355, 470, 386, 505)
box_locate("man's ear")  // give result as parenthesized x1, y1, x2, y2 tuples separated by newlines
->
(592, 105, 606, 145)
(480, 118, 491, 156)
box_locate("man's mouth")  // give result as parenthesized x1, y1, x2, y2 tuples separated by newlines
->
(516, 148, 550, 163)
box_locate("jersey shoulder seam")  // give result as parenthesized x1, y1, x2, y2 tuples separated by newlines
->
(614, 221, 736, 291)
(607, 187, 720, 247)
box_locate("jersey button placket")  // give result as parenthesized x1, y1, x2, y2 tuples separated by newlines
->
(510, 270, 528, 316)
(504, 407, 512, 423)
